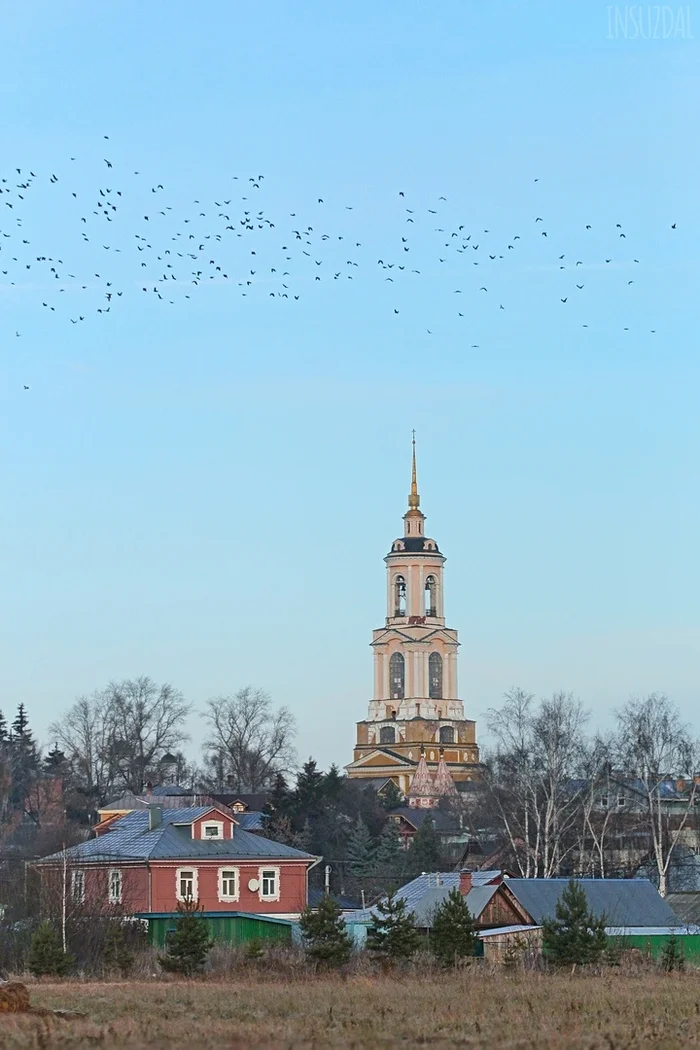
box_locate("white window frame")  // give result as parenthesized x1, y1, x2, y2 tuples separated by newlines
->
(258, 866, 281, 902)
(176, 867, 198, 902)
(218, 867, 240, 902)
(71, 869, 85, 903)
(201, 820, 225, 841)
(108, 868, 122, 904)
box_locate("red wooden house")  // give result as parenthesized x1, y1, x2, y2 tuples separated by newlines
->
(35, 803, 318, 920)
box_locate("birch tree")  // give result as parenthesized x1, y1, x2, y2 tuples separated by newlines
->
(614, 693, 699, 897)
(203, 686, 296, 793)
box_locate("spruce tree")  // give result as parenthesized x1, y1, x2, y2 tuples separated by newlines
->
(660, 932, 684, 972)
(158, 899, 212, 976)
(367, 893, 420, 963)
(104, 922, 136, 976)
(10, 703, 40, 812)
(294, 759, 326, 818)
(299, 894, 353, 968)
(379, 780, 404, 810)
(408, 814, 442, 875)
(27, 921, 74, 976)
(375, 821, 405, 892)
(347, 816, 375, 891)
(430, 888, 477, 966)
(542, 878, 608, 967)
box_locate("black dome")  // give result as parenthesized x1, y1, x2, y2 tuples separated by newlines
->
(388, 537, 441, 555)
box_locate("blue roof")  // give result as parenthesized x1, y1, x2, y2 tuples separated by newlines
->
(344, 870, 503, 924)
(38, 806, 315, 864)
(506, 878, 677, 928)
(236, 811, 265, 832)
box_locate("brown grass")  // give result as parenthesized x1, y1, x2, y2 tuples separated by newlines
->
(1, 972, 699, 1049)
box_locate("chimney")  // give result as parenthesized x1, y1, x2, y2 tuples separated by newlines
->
(459, 869, 472, 895)
(148, 804, 162, 831)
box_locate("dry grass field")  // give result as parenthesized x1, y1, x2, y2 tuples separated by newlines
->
(2, 972, 700, 1049)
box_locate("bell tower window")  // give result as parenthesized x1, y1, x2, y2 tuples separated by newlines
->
(429, 652, 443, 699)
(389, 652, 405, 700)
(379, 725, 396, 745)
(425, 575, 437, 617)
(439, 725, 455, 744)
(394, 575, 406, 617)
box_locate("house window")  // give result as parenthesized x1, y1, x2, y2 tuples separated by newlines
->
(259, 867, 280, 902)
(71, 869, 85, 903)
(218, 868, 239, 901)
(108, 869, 122, 904)
(617, 794, 626, 808)
(176, 868, 197, 901)
(202, 821, 224, 840)
(600, 795, 609, 810)
(379, 725, 396, 745)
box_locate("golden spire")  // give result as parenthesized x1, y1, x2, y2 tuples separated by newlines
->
(408, 429, 420, 511)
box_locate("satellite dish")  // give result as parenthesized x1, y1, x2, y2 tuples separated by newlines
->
(248, 878, 259, 892)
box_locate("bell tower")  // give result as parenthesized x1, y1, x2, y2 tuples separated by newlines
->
(345, 436, 480, 793)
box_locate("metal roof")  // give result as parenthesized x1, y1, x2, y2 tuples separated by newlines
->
(478, 925, 541, 938)
(343, 871, 503, 925)
(667, 893, 700, 924)
(236, 811, 265, 831)
(37, 806, 315, 864)
(506, 878, 677, 928)
(606, 926, 700, 936)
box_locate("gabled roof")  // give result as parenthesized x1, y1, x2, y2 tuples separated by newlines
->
(506, 878, 677, 928)
(343, 870, 504, 924)
(37, 805, 315, 865)
(666, 893, 700, 925)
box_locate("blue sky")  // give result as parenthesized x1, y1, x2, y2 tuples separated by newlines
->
(1, 1, 698, 769)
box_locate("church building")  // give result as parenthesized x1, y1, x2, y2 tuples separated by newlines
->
(345, 437, 480, 796)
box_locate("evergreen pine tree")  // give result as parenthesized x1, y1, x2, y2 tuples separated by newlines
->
(27, 921, 74, 976)
(10, 703, 40, 812)
(430, 888, 477, 966)
(103, 921, 136, 976)
(367, 893, 420, 963)
(44, 744, 67, 775)
(375, 821, 405, 892)
(0, 709, 8, 746)
(378, 780, 404, 810)
(660, 932, 684, 972)
(294, 759, 326, 818)
(541, 878, 608, 967)
(158, 899, 212, 976)
(299, 894, 353, 968)
(408, 814, 442, 875)
(323, 764, 345, 806)
(347, 816, 375, 890)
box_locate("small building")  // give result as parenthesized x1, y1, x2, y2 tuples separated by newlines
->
(35, 803, 319, 920)
(140, 911, 295, 950)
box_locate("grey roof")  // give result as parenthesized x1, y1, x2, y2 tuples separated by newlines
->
(667, 893, 700, 924)
(506, 879, 677, 928)
(236, 811, 265, 832)
(606, 926, 700, 936)
(343, 870, 503, 925)
(38, 806, 315, 865)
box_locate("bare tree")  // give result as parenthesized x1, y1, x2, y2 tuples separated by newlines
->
(102, 676, 189, 793)
(50, 677, 189, 801)
(203, 686, 296, 793)
(49, 693, 115, 805)
(614, 693, 699, 896)
(486, 688, 589, 877)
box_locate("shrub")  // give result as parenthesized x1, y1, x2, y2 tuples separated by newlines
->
(27, 922, 74, 977)
(158, 899, 212, 976)
(542, 878, 607, 967)
(430, 888, 477, 967)
(103, 921, 136, 976)
(299, 895, 353, 969)
(367, 894, 420, 964)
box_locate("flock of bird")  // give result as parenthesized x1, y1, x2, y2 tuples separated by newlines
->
(1, 138, 680, 389)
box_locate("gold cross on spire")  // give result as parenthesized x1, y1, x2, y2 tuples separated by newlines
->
(408, 430, 420, 510)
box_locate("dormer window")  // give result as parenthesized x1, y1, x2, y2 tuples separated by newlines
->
(201, 821, 225, 840)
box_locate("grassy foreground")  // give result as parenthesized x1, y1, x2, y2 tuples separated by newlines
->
(3, 972, 700, 1049)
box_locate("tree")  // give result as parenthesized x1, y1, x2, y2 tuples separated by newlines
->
(430, 888, 477, 966)
(299, 895, 353, 968)
(375, 821, 405, 893)
(347, 816, 375, 893)
(27, 921, 74, 976)
(379, 780, 404, 810)
(158, 899, 212, 976)
(203, 686, 295, 793)
(49, 693, 116, 808)
(542, 878, 607, 967)
(614, 694, 699, 897)
(660, 932, 684, 972)
(367, 894, 420, 963)
(486, 688, 589, 878)
(103, 921, 136, 976)
(408, 814, 442, 875)
(10, 703, 40, 812)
